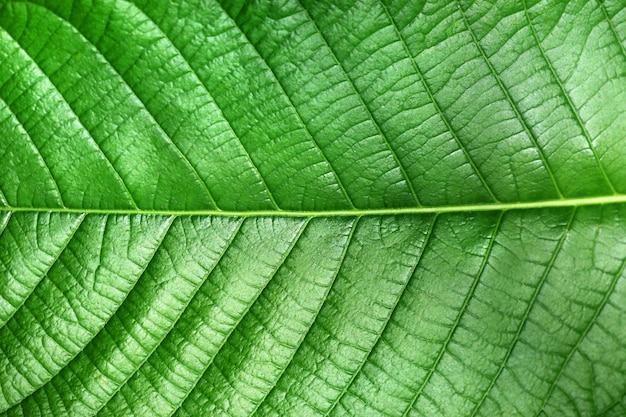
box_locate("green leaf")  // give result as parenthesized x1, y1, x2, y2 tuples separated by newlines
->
(1, 0, 626, 416)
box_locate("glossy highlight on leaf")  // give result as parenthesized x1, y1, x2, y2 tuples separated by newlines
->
(0, 0, 626, 416)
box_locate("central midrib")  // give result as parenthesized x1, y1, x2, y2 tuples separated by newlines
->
(1, 195, 626, 217)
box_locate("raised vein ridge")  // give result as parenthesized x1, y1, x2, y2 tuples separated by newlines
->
(1, 195, 626, 217)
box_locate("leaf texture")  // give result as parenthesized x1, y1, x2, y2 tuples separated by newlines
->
(1, 0, 626, 416)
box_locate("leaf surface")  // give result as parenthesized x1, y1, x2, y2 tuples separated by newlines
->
(1, 0, 626, 416)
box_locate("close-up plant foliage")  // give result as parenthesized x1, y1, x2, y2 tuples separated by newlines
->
(0, 0, 625, 416)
